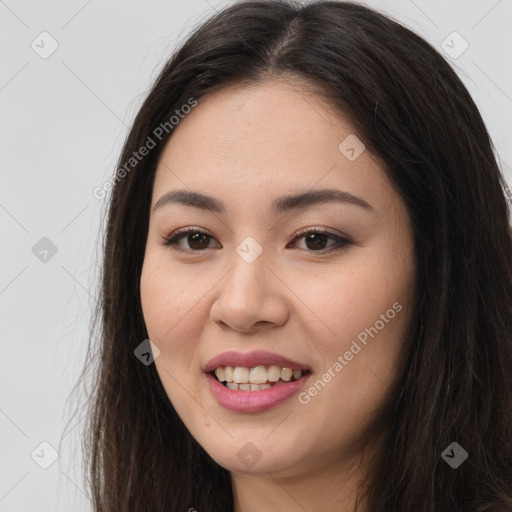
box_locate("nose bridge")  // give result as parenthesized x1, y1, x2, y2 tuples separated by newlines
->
(210, 239, 287, 331)
(226, 238, 268, 304)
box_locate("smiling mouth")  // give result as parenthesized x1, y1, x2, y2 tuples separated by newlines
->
(210, 365, 310, 391)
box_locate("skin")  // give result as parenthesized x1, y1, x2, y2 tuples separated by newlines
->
(140, 78, 417, 511)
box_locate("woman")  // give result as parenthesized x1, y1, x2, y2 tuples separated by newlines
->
(78, 1, 512, 510)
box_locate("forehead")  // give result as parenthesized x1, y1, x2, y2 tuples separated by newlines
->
(152, 80, 393, 210)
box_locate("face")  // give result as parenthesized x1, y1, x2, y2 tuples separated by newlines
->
(140, 79, 416, 478)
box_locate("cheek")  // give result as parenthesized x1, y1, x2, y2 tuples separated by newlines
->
(295, 270, 412, 448)
(296, 244, 414, 400)
(296, 255, 411, 343)
(140, 256, 202, 341)
(140, 257, 205, 412)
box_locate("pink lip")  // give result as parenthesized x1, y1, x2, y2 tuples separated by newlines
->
(204, 372, 311, 413)
(203, 350, 310, 373)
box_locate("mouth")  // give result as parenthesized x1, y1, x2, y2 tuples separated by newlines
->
(203, 350, 312, 411)
(210, 365, 311, 392)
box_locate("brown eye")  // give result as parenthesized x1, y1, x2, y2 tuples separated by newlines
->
(289, 228, 350, 253)
(186, 232, 211, 250)
(160, 227, 350, 254)
(303, 232, 330, 251)
(160, 228, 220, 251)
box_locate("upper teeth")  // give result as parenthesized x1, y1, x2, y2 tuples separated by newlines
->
(214, 365, 303, 384)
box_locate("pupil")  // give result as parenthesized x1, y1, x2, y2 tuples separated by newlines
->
(189, 233, 209, 250)
(306, 233, 327, 250)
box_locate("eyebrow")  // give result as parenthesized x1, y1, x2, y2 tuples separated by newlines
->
(153, 188, 373, 214)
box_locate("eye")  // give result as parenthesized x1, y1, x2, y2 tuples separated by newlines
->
(159, 227, 220, 251)
(287, 227, 350, 253)
(159, 226, 351, 253)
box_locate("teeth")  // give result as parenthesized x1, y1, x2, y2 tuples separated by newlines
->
(224, 366, 234, 382)
(212, 365, 305, 388)
(215, 367, 225, 382)
(267, 365, 281, 382)
(233, 366, 249, 384)
(225, 382, 273, 391)
(252, 383, 271, 391)
(249, 365, 268, 384)
(280, 368, 293, 382)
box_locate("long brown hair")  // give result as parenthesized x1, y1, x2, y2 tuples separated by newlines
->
(71, 1, 512, 510)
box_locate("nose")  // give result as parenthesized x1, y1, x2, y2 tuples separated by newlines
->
(209, 247, 289, 333)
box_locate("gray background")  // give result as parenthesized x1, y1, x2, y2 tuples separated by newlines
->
(1, 0, 511, 510)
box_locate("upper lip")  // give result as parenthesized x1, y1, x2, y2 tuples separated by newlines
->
(203, 350, 311, 373)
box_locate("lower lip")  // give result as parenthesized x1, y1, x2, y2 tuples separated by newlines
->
(205, 372, 311, 413)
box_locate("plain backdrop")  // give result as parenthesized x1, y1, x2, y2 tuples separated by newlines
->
(1, 0, 511, 510)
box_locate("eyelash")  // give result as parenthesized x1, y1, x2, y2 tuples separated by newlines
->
(158, 226, 351, 254)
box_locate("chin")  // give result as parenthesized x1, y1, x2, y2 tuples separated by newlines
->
(196, 431, 304, 476)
